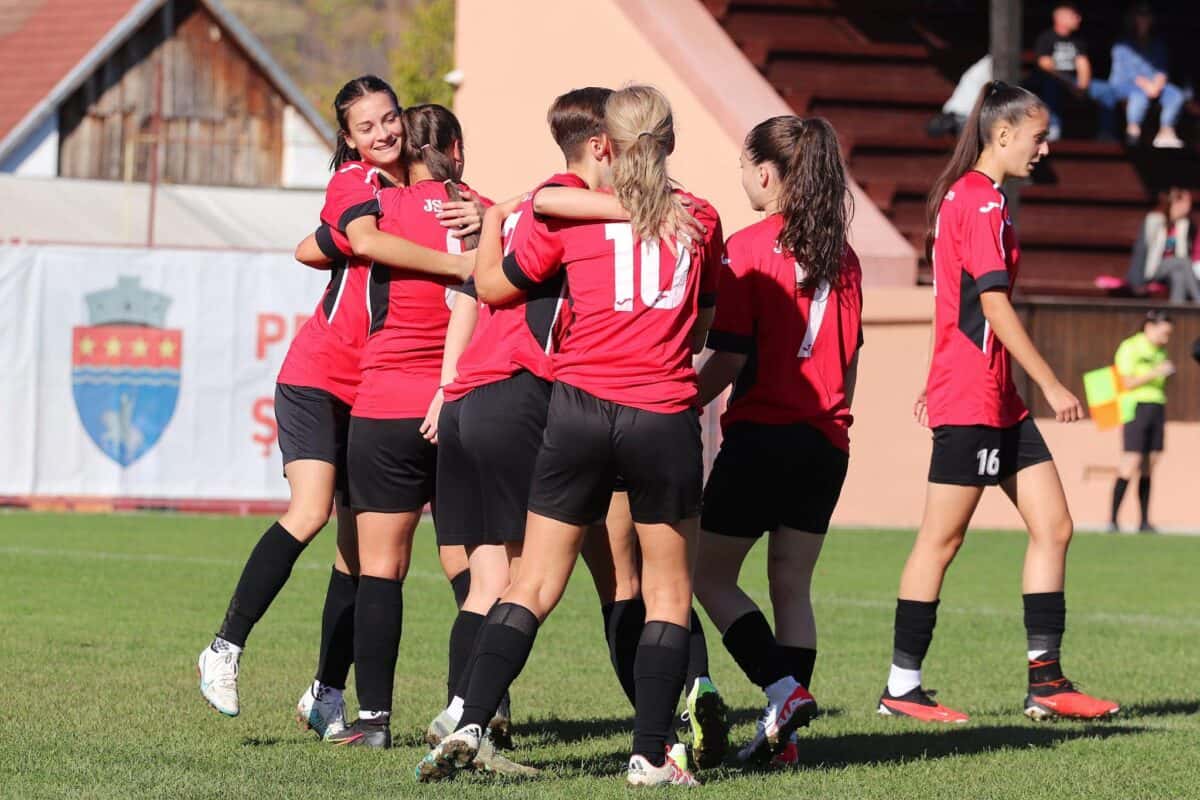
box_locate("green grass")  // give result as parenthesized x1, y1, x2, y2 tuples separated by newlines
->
(1, 512, 1197, 799)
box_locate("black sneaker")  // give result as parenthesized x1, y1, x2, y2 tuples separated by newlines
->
(1139, 521, 1158, 534)
(327, 715, 391, 748)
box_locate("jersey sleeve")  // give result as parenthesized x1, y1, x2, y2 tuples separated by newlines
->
(322, 165, 381, 232)
(963, 198, 1011, 292)
(1114, 339, 1138, 376)
(705, 232, 755, 354)
(314, 223, 350, 267)
(698, 208, 725, 309)
(504, 215, 565, 292)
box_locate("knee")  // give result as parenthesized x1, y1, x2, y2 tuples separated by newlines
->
(641, 581, 692, 622)
(282, 505, 331, 540)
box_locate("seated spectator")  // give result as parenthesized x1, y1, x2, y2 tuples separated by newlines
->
(1127, 188, 1200, 302)
(1030, 3, 1115, 141)
(1099, 2, 1186, 148)
(927, 55, 990, 138)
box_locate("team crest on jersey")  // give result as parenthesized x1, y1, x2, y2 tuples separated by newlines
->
(71, 277, 181, 467)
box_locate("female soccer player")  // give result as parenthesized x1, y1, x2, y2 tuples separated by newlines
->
(197, 77, 476, 733)
(878, 81, 1119, 723)
(326, 103, 490, 748)
(418, 85, 720, 787)
(693, 116, 861, 763)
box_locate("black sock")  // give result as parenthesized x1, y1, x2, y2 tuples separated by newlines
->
(779, 645, 817, 688)
(450, 568, 470, 609)
(447, 610, 485, 704)
(1137, 476, 1151, 526)
(604, 597, 645, 708)
(685, 607, 710, 690)
(1111, 477, 1129, 524)
(459, 603, 539, 731)
(217, 522, 307, 647)
(632, 621, 690, 766)
(353, 576, 403, 713)
(314, 568, 357, 690)
(892, 599, 939, 670)
(722, 610, 788, 688)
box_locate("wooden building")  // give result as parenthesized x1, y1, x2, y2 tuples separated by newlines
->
(0, 0, 334, 189)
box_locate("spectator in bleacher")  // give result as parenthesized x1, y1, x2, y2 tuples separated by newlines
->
(1110, 310, 1175, 533)
(1100, 2, 1186, 149)
(1127, 187, 1200, 302)
(927, 55, 991, 138)
(1031, 3, 1114, 141)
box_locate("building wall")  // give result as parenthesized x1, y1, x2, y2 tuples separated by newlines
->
(281, 106, 330, 189)
(0, 115, 58, 177)
(57, 0, 285, 187)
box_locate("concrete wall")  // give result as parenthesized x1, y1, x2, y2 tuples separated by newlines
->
(281, 105, 331, 190)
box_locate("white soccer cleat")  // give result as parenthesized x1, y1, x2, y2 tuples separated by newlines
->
(415, 724, 483, 783)
(736, 716, 768, 762)
(424, 706, 460, 747)
(197, 640, 240, 717)
(296, 681, 346, 739)
(627, 747, 699, 787)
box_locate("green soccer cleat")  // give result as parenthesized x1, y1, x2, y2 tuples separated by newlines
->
(683, 677, 729, 769)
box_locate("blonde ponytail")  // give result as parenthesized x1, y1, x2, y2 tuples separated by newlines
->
(605, 85, 682, 242)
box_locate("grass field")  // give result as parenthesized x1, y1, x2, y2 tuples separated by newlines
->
(2, 511, 1198, 799)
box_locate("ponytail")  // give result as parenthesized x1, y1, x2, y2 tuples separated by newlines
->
(401, 104, 465, 183)
(744, 116, 853, 290)
(329, 75, 402, 170)
(925, 80, 1045, 259)
(605, 85, 681, 243)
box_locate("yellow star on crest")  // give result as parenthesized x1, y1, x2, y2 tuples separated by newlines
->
(131, 338, 148, 357)
(79, 337, 95, 356)
(159, 338, 176, 358)
(105, 337, 121, 357)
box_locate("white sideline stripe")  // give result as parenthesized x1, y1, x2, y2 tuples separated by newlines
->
(2, 545, 1196, 631)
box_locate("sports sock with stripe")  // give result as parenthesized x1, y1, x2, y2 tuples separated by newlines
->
(217, 522, 307, 647)
(1024, 591, 1066, 687)
(633, 620, 690, 767)
(314, 567, 357, 690)
(889, 598, 939, 696)
(458, 603, 539, 731)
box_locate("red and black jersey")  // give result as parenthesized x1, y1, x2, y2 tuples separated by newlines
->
(707, 214, 863, 452)
(443, 172, 583, 401)
(506, 190, 723, 413)
(277, 161, 387, 403)
(352, 179, 490, 419)
(926, 170, 1028, 428)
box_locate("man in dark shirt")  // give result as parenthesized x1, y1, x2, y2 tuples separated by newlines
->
(1030, 3, 1117, 140)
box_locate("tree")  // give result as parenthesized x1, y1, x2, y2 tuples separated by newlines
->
(389, 0, 455, 107)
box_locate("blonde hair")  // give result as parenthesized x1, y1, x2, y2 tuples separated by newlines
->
(605, 85, 682, 242)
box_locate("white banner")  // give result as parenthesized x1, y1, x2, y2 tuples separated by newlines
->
(0, 245, 330, 501)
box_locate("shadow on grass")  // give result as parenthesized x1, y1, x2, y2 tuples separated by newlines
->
(727, 706, 846, 728)
(1122, 698, 1200, 717)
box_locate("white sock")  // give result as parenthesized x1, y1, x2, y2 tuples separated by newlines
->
(764, 675, 799, 705)
(359, 709, 388, 721)
(446, 695, 464, 720)
(887, 665, 921, 697)
(212, 637, 243, 656)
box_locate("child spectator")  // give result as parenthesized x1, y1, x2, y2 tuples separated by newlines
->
(1127, 188, 1200, 302)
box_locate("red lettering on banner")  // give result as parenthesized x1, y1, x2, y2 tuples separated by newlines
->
(252, 397, 277, 457)
(256, 314, 286, 360)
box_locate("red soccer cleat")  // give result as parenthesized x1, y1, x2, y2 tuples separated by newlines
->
(1025, 679, 1120, 720)
(878, 686, 969, 723)
(769, 734, 799, 769)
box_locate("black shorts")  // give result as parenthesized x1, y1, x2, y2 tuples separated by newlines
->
(1123, 402, 1165, 454)
(275, 383, 351, 494)
(346, 416, 437, 512)
(928, 417, 1052, 486)
(435, 371, 552, 546)
(528, 382, 702, 526)
(702, 422, 849, 537)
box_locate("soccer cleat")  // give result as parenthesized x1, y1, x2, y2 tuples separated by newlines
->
(762, 677, 819, 747)
(472, 733, 540, 777)
(488, 692, 514, 750)
(296, 682, 346, 740)
(197, 640, 240, 717)
(626, 747, 699, 787)
(736, 718, 769, 764)
(415, 724, 483, 782)
(1025, 679, 1120, 721)
(326, 715, 391, 748)
(424, 706, 460, 748)
(684, 677, 729, 769)
(769, 732, 800, 769)
(878, 686, 969, 723)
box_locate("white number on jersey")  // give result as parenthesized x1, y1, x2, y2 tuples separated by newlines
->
(502, 210, 523, 256)
(976, 448, 1000, 477)
(796, 264, 831, 358)
(604, 222, 691, 312)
